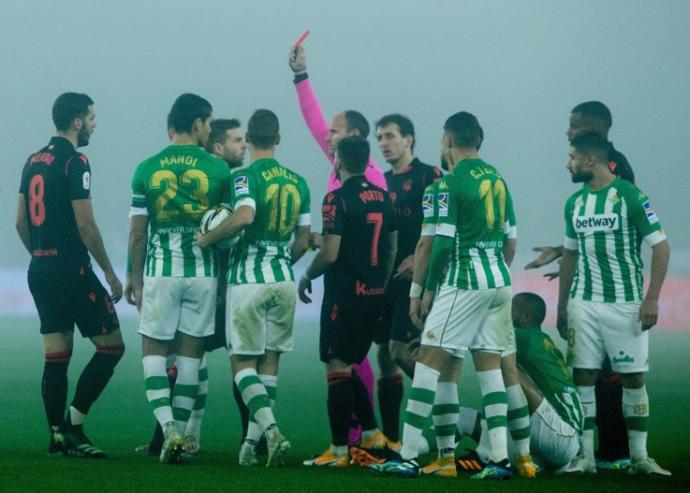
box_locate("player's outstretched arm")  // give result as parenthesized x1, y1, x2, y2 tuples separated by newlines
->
(73, 198, 122, 302)
(639, 240, 670, 331)
(15, 194, 31, 253)
(290, 225, 312, 265)
(289, 45, 332, 162)
(556, 248, 577, 339)
(525, 245, 563, 269)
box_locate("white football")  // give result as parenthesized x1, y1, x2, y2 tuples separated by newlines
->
(199, 205, 240, 249)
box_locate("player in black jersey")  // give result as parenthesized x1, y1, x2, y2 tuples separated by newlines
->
(299, 136, 397, 467)
(526, 100, 632, 469)
(372, 114, 442, 448)
(15, 93, 124, 458)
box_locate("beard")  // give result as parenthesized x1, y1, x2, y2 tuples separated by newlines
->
(225, 157, 244, 170)
(440, 154, 449, 171)
(570, 170, 593, 183)
(77, 128, 90, 147)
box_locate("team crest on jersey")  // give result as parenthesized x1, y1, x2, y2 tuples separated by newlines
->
(573, 213, 619, 233)
(422, 193, 433, 217)
(234, 175, 249, 195)
(437, 192, 449, 217)
(608, 193, 620, 204)
(403, 179, 412, 191)
(642, 200, 658, 224)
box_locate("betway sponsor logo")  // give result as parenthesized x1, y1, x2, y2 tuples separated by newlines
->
(574, 214, 619, 233)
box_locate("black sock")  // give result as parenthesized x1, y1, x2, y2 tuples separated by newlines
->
(70, 344, 124, 417)
(351, 371, 378, 433)
(327, 371, 354, 447)
(233, 380, 250, 443)
(43, 351, 72, 428)
(378, 374, 403, 441)
(595, 372, 630, 460)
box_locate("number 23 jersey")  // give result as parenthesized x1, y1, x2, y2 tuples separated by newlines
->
(130, 144, 232, 278)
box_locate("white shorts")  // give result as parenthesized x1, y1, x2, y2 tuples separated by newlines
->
(422, 285, 512, 358)
(500, 327, 517, 358)
(227, 281, 296, 356)
(528, 399, 580, 468)
(567, 299, 649, 373)
(138, 276, 217, 340)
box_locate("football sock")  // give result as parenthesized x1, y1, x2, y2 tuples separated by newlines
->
(457, 406, 479, 438)
(622, 386, 649, 461)
(419, 425, 436, 455)
(595, 372, 629, 460)
(506, 384, 531, 456)
(352, 370, 378, 432)
(327, 371, 354, 447)
(477, 369, 509, 463)
(71, 344, 125, 418)
(577, 385, 596, 461)
(378, 374, 403, 442)
(242, 374, 279, 445)
(433, 382, 459, 457)
(172, 356, 200, 433)
(185, 355, 208, 440)
(235, 368, 276, 432)
(42, 351, 72, 428)
(400, 362, 440, 460)
(68, 406, 86, 427)
(143, 355, 174, 427)
(233, 380, 250, 440)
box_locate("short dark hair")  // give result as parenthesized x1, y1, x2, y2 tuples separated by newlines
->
(376, 113, 415, 151)
(571, 101, 612, 129)
(207, 118, 241, 151)
(247, 109, 279, 149)
(443, 111, 484, 149)
(337, 136, 370, 174)
(344, 110, 370, 138)
(52, 92, 94, 131)
(168, 93, 213, 133)
(571, 132, 611, 163)
(513, 292, 547, 327)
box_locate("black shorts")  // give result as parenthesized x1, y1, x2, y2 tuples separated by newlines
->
(28, 265, 119, 337)
(376, 279, 420, 344)
(320, 295, 383, 365)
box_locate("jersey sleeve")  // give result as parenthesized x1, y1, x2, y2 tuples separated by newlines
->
(18, 156, 32, 194)
(297, 178, 311, 227)
(503, 185, 517, 240)
(563, 195, 578, 251)
(129, 164, 148, 217)
(321, 192, 343, 236)
(231, 169, 256, 212)
(628, 188, 666, 246)
(434, 183, 456, 239)
(421, 183, 437, 237)
(66, 154, 92, 201)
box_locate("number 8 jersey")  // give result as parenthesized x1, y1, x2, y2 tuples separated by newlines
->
(130, 144, 232, 277)
(228, 158, 311, 284)
(435, 158, 516, 290)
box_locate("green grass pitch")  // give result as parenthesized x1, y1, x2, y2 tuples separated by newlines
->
(2, 316, 688, 492)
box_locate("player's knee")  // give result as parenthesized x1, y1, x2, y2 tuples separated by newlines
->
(96, 343, 126, 364)
(44, 350, 73, 364)
(620, 372, 644, 388)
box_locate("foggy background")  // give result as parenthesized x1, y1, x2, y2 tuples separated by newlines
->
(1, 0, 688, 281)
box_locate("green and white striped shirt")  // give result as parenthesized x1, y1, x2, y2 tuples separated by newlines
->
(435, 159, 516, 290)
(130, 145, 232, 277)
(228, 158, 311, 285)
(563, 178, 665, 303)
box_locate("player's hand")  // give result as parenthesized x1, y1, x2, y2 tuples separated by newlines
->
(298, 275, 312, 303)
(639, 297, 659, 331)
(420, 290, 435, 321)
(409, 296, 424, 330)
(124, 273, 136, 305)
(196, 231, 210, 249)
(309, 232, 322, 251)
(106, 271, 123, 303)
(556, 306, 568, 340)
(544, 270, 560, 281)
(289, 45, 307, 74)
(133, 280, 144, 312)
(525, 246, 562, 269)
(393, 255, 414, 280)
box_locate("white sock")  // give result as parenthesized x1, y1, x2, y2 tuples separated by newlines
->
(400, 363, 440, 460)
(622, 386, 649, 462)
(477, 369, 509, 463)
(172, 356, 201, 433)
(576, 385, 596, 461)
(143, 355, 174, 427)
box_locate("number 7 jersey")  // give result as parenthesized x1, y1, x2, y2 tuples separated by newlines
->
(228, 158, 311, 284)
(130, 145, 232, 277)
(435, 158, 516, 290)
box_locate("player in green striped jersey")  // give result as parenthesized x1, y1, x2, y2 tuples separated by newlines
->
(129, 93, 232, 464)
(197, 109, 311, 467)
(557, 132, 671, 476)
(373, 112, 515, 480)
